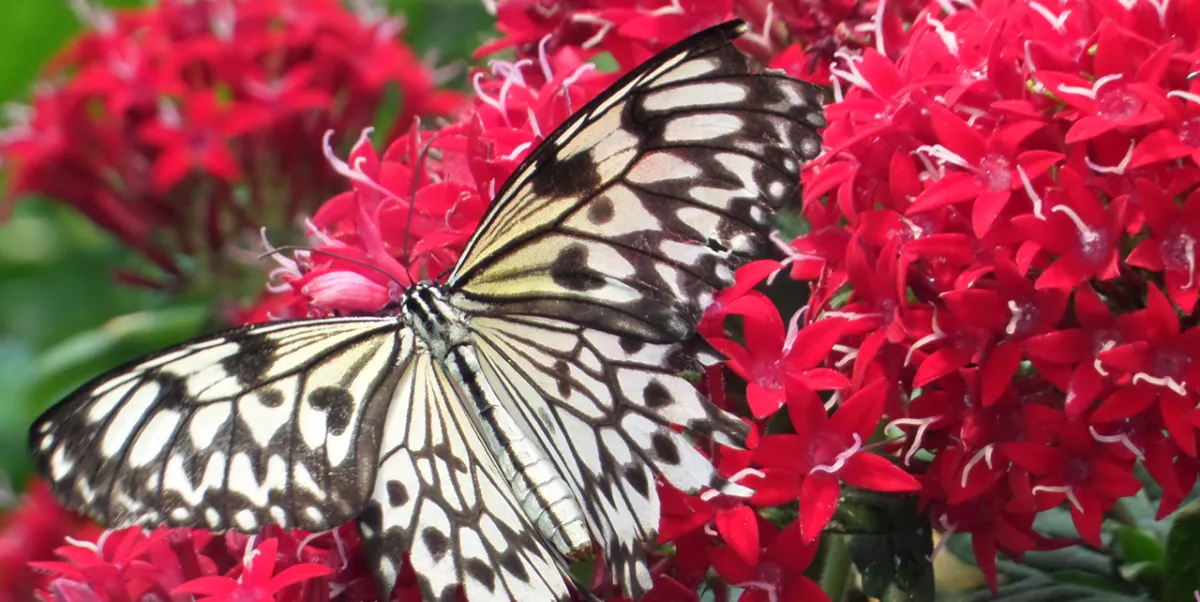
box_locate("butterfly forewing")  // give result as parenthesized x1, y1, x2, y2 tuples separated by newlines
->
(30, 318, 410, 532)
(448, 21, 824, 344)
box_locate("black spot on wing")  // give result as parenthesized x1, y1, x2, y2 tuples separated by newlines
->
(386, 480, 408, 507)
(465, 558, 498, 591)
(530, 147, 601, 199)
(222, 335, 278, 386)
(588, 196, 615, 224)
(307, 386, 353, 435)
(499, 549, 529, 581)
(619, 336, 646, 354)
(258, 388, 285, 408)
(422, 527, 450, 561)
(651, 432, 681, 465)
(642, 381, 672, 409)
(548, 244, 607, 291)
(624, 466, 650, 498)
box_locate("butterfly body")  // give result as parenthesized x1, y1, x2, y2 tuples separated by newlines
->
(403, 283, 593, 557)
(30, 20, 824, 602)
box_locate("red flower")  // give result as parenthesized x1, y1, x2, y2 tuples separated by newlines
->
(707, 297, 849, 418)
(906, 105, 1062, 237)
(710, 522, 828, 602)
(1, 0, 462, 287)
(1006, 421, 1143, 546)
(753, 380, 921, 541)
(173, 537, 333, 602)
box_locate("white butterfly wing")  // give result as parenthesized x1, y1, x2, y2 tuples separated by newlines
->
(449, 21, 824, 344)
(358, 350, 572, 602)
(447, 20, 823, 596)
(29, 318, 410, 532)
(470, 314, 748, 595)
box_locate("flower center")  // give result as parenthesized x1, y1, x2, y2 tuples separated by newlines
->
(754, 359, 785, 391)
(975, 154, 1011, 191)
(1096, 86, 1143, 120)
(1179, 117, 1200, 148)
(1160, 228, 1197, 288)
(1063, 455, 1093, 485)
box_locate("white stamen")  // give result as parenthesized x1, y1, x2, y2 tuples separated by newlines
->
(242, 535, 259, 572)
(924, 15, 959, 57)
(1050, 204, 1100, 244)
(1131, 372, 1188, 396)
(321, 129, 397, 203)
(926, 514, 957, 562)
(886, 417, 937, 465)
(1088, 426, 1146, 461)
(782, 306, 810, 354)
(571, 13, 615, 49)
(503, 142, 533, 162)
(1093, 340, 1115, 377)
(1168, 90, 1200, 105)
(536, 35, 554, 83)
(960, 444, 996, 487)
(833, 344, 859, 368)
(1186, 235, 1197, 289)
(1032, 485, 1083, 513)
(873, 0, 889, 54)
(1084, 139, 1135, 175)
(812, 433, 863, 474)
(1055, 73, 1123, 100)
(914, 144, 971, 169)
(829, 50, 876, 98)
(1005, 300, 1022, 336)
(1028, 2, 1071, 30)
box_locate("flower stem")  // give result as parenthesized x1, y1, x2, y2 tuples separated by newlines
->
(817, 534, 853, 602)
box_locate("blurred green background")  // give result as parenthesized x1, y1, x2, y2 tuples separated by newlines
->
(0, 0, 493, 490)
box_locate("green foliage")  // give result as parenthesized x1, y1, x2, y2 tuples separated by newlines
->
(939, 499, 1171, 602)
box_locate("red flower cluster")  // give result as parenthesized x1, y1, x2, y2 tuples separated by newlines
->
(27, 516, 369, 602)
(10, 0, 1200, 600)
(0, 0, 461, 287)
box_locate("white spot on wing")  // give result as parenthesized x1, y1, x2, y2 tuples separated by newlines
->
(128, 409, 181, 468)
(101, 381, 161, 458)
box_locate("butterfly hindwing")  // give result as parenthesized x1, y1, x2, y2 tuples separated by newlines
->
(29, 318, 410, 533)
(358, 351, 571, 602)
(449, 20, 824, 344)
(469, 314, 751, 596)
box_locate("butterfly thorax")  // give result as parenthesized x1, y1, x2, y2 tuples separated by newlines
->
(401, 283, 471, 361)
(401, 282, 593, 558)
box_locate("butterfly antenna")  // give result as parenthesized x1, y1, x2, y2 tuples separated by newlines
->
(258, 245, 407, 290)
(400, 120, 443, 283)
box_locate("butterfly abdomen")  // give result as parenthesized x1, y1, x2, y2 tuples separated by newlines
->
(405, 285, 593, 558)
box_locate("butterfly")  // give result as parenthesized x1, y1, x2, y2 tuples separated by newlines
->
(28, 19, 824, 602)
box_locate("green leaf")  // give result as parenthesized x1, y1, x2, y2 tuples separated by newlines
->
(29, 305, 208, 413)
(1112, 526, 1164, 565)
(1163, 500, 1200, 601)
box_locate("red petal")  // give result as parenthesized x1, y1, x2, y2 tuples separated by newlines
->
(1025, 329, 1089, 363)
(1093, 384, 1157, 422)
(786, 317, 848, 369)
(799, 474, 840, 542)
(828, 378, 886, 442)
(267, 563, 335, 592)
(1004, 442, 1062, 474)
(173, 576, 238, 596)
(907, 172, 981, 214)
(1069, 489, 1104, 547)
(747, 383, 786, 418)
(840, 453, 921, 491)
(715, 505, 760, 569)
(981, 341, 1022, 406)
